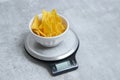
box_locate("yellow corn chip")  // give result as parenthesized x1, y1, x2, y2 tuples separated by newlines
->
(32, 15, 40, 29)
(31, 9, 66, 37)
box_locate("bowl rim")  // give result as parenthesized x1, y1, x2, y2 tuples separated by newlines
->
(29, 14, 69, 39)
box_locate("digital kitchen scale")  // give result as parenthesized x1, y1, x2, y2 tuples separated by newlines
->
(25, 29, 80, 76)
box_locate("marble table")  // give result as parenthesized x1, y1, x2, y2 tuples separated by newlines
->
(0, 0, 120, 80)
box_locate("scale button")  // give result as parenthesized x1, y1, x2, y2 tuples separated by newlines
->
(52, 66, 57, 71)
(71, 60, 76, 65)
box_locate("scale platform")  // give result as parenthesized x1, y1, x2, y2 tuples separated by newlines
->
(25, 29, 79, 76)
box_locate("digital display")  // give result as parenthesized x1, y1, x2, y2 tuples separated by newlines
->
(56, 61, 71, 71)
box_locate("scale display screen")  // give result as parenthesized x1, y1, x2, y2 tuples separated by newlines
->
(56, 61, 71, 71)
(50, 58, 78, 76)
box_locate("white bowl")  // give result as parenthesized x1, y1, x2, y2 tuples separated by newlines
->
(29, 14, 69, 47)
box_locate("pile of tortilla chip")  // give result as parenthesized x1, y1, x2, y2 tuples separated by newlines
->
(31, 9, 66, 37)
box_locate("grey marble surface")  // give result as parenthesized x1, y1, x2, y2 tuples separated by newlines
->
(0, 0, 120, 80)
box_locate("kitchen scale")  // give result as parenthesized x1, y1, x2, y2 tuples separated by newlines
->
(25, 29, 80, 76)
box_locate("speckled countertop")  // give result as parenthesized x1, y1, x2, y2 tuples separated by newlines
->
(0, 0, 120, 80)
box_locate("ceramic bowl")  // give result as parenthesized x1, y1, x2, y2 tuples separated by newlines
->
(29, 14, 69, 47)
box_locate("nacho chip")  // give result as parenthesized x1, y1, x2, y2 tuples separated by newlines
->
(31, 9, 66, 37)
